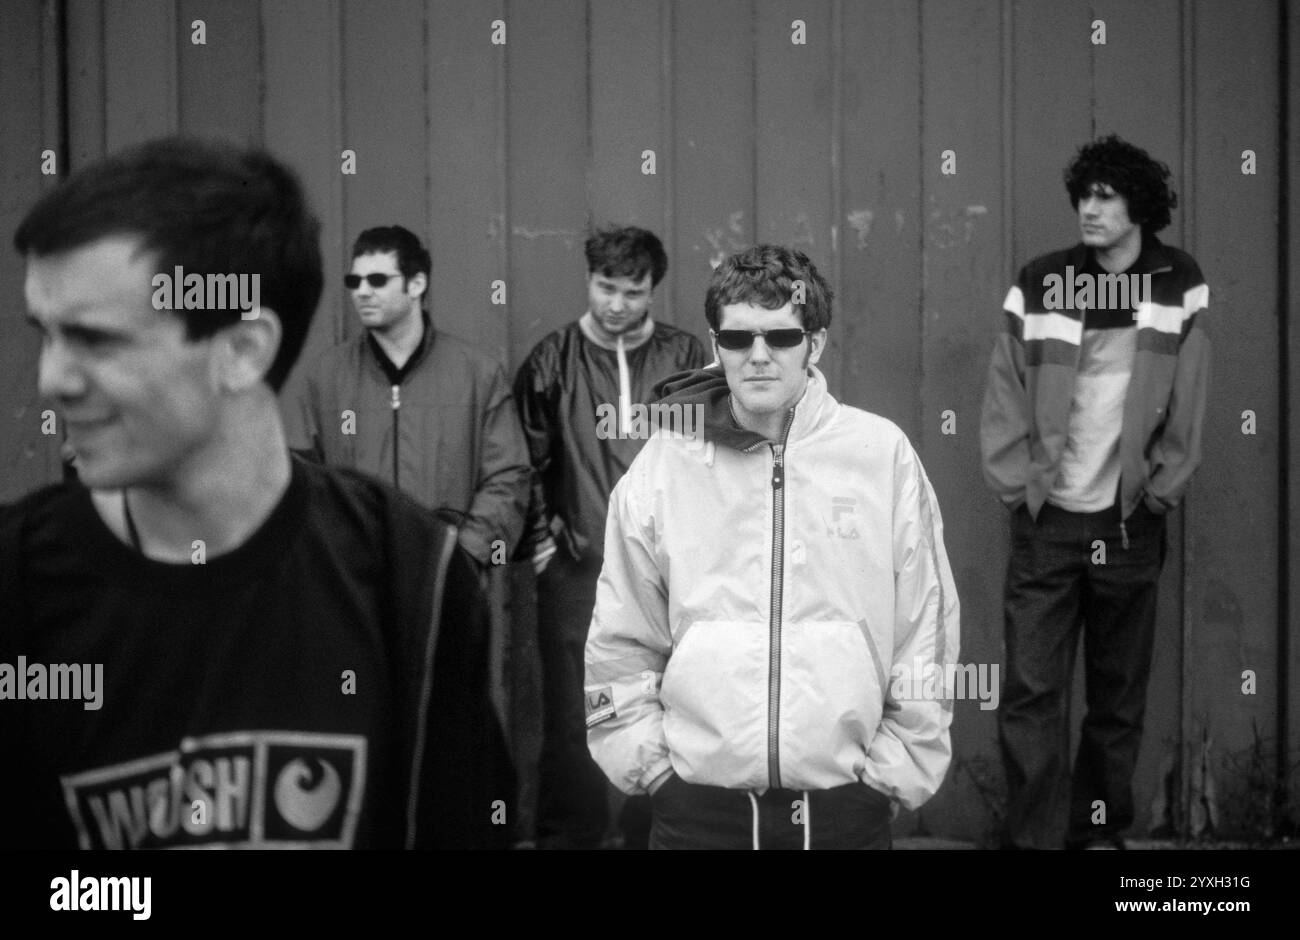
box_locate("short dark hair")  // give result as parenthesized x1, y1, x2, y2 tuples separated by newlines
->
(585, 226, 668, 287)
(13, 136, 323, 392)
(1064, 134, 1178, 234)
(705, 245, 833, 332)
(351, 225, 431, 299)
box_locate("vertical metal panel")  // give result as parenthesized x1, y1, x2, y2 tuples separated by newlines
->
(918, 0, 1007, 842)
(103, 0, 178, 149)
(263, 0, 346, 426)
(839, 0, 922, 442)
(588, 1, 666, 238)
(66, 0, 106, 167)
(339, 0, 427, 345)
(0, 0, 62, 501)
(670, 0, 754, 349)
(1286, 0, 1300, 819)
(754, 0, 836, 384)
(504, 0, 588, 363)
(1010, 0, 1091, 269)
(1188, 0, 1280, 834)
(1092, 0, 1187, 835)
(176, 0, 263, 144)
(427, 0, 508, 358)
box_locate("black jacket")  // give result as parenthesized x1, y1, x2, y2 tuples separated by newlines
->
(513, 318, 708, 564)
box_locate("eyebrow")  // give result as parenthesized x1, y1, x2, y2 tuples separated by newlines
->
(23, 309, 130, 337)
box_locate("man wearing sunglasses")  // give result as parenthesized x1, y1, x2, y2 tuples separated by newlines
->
(288, 225, 531, 571)
(584, 245, 960, 849)
(513, 226, 707, 849)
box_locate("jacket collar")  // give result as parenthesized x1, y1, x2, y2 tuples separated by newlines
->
(1071, 232, 1173, 276)
(654, 364, 833, 453)
(578, 311, 656, 351)
(366, 309, 434, 385)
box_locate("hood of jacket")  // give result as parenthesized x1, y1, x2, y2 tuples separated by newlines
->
(654, 364, 833, 453)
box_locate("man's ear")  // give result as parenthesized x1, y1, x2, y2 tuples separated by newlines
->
(805, 328, 828, 368)
(407, 272, 428, 300)
(215, 307, 281, 392)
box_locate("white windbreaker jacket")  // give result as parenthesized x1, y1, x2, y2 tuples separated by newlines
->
(584, 366, 961, 810)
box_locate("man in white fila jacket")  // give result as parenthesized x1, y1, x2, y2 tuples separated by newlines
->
(584, 245, 961, 849)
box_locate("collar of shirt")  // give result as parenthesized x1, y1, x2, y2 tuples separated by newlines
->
(577, 311, 656, 352)
(367, 309, 435, 385)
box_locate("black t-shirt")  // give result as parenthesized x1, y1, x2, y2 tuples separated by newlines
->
(0, 456, 511, 849)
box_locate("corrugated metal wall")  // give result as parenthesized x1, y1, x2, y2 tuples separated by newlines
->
(0, 0, 1293, 842)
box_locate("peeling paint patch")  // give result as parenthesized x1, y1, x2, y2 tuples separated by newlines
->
(704, 211, 748, 268)
(926, 204, 989, 249)
(847, 208, 874, 248)
(511, 225, 580, 249)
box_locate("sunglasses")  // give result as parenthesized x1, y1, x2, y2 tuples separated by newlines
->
(712, 328, 809, 351)
(344, 273, 405, 290)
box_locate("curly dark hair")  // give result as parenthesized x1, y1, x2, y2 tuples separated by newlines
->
(1064, 134, 1178, 234)
(705, 245, 833, 332)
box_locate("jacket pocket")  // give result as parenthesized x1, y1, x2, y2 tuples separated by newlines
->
(778, 620, 883, 787)
(660, 620, 768, 786)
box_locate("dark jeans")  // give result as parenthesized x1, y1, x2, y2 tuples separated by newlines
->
(649, 776, 893, 850)
(998, 500, 1166, 849)
(534, 552, 650, 848)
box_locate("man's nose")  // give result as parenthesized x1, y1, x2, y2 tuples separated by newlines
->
(609, 294, 625, 313)
(1081, 196, 1100, 217)
(748, 335, 772, 362)
(37, 337, 86, 401)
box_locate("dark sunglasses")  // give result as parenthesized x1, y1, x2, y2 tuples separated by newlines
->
(344, 273, 405, 290)
(712, 328, 809, 351)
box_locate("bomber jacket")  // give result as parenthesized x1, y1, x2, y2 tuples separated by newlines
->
(513, 315, 707, 565)
(584, 366, 961, 810)
(980, 234, 1209, 523)
(290, 316, 532, 565)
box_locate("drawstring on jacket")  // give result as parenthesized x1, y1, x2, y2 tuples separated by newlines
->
(616, 335, 632, 436)
(745, 789, 813, 849)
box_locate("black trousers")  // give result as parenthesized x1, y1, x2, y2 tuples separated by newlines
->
(998, 500, 1166, 849)
(534, 552, 651, 848)
(649, 776, 893, 850)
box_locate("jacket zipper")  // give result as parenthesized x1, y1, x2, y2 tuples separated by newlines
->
(390, 384, 401, 490)
(766, 408, 796, 790)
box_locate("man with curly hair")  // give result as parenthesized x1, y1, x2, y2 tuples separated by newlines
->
(980, 135, 1210, 849)
(586, 245, 960, 849)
